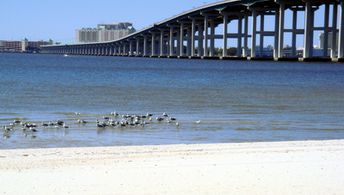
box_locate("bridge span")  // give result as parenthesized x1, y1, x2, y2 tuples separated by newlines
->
(41, 0, 344, 62)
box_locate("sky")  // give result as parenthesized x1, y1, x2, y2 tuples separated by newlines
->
(0, 0, 215, 43)
(0, 0, 331, 47)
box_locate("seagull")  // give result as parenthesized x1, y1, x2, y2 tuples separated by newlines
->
(156, 117, 164, 122)
(77, 119, 87, 124)
(195, 120, 201, 124)
(57, 120, 64, 126)
(146, 113, 153, 117)
(29, 127, 38, 132)
(13, 120, 21, 124)
(111, 112, 119, 117)
(96, 119, 107, 128)
(3, 126, 13, 132)
(97, 123, 106, 128)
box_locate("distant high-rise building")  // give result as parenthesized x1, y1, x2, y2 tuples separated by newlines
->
(76, 22, 136, 43)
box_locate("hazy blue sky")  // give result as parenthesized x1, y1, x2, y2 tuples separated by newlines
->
(0, 0, 329, 47)
(0, 0, 215, 43)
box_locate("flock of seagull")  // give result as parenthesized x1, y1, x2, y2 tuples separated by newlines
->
(1, 111, 188, 139)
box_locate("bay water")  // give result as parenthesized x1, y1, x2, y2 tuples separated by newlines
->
(1, 53, 344, 149)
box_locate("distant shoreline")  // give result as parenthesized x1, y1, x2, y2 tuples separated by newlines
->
(1, 140, 343, 194)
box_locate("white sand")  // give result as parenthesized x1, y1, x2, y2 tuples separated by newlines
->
(0, 140, 344, 195)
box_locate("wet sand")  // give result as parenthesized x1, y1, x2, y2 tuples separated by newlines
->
(0, 140, 344, 194)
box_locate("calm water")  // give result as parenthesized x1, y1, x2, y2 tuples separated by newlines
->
(1, 53, 344, 149)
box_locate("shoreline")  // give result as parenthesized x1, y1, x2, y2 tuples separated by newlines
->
(1, 140, 344, 194)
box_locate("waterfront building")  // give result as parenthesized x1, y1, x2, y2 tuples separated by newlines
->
(76, 22, 136, 43)
(0, 39, 53, 53)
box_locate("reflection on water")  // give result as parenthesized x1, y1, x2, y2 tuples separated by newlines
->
(1, 53, 344, 149)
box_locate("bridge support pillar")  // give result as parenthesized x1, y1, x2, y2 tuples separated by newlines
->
(117, 45, 121, 56)
(278, 1, 285, 59)
(204, 15, 209, 57)
(251, 9, 257, 58)
(191, 18, 196, 57)
(323, 3, 330, 57)
(210, 20, 215, 57)
(331, 2, 338, 58)
(116, 45, 119, 56)
(198, 23, 204, 57)
(129, 41, 133, 56)
(169, 27, 174, 57)
(303, 0, 314, 59)
(113, 45, 117, 56)
(291, 9, 297, 57)
(124, 44, 127, 56)
(237, 16, 243, 57)
(176, 28, 181, 57)
(338, 0, 344, 60)
(152, 33, 156, 57)
(136, 39, 140, 56)
(109, 46, 113, 56)
(259, 14, 264, 56)
(160, 30, 165, 57)
(143, 35, 148, 57)
(187, 26, 192, 56)
(273, 9, 279, 59)
(243, 15, 249, 58)
(180, 23, 184, 57)
(223, 14, 228, 58)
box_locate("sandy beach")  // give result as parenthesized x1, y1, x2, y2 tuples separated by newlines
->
(0, 140, 344, 195)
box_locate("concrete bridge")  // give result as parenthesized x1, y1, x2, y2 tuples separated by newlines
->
(41, 0, 344, 62)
